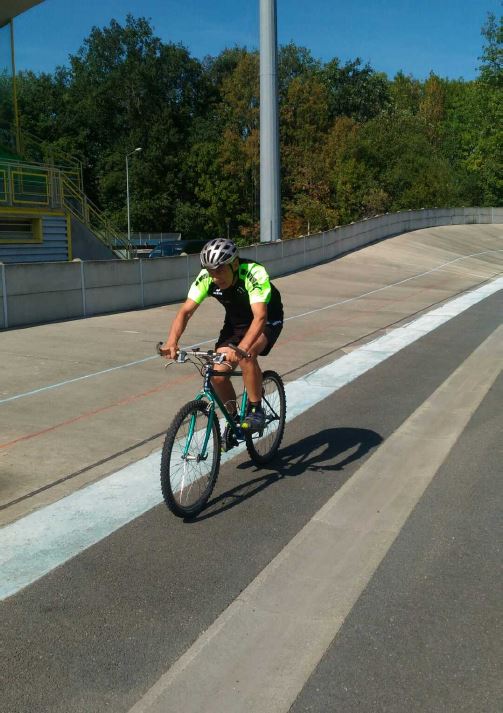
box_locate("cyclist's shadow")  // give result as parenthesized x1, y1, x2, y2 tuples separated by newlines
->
(190, 427, 382, 522)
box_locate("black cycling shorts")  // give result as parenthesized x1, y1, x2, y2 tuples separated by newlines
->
(215, 320, 283, 356)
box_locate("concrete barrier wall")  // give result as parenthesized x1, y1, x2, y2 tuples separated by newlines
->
(4, 262, 83, 327)
(1, 207, 501, 329)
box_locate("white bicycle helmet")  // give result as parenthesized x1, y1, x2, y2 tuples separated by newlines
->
(200, 238, 238, 269)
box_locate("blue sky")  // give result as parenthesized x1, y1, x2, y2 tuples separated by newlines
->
(13, 0, 500, 80)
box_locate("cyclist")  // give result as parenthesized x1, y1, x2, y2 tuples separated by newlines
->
(160, 238, 283, 445)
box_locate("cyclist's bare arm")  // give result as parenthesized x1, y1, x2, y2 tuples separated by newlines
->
(160, 299, 199, 359)
(238, 302, 267, 356)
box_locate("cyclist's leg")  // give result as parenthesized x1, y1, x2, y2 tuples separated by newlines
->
(239, 333, 268, 402)
(212, 348, 239, 414)
(240, 323, 283, 430)
(211, 324, 244, 415)
(240, 321, 282, 400)
(214, 321, 282, 420)
(213, 346, 244, 452)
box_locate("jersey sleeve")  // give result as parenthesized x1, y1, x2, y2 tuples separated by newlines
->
(187, 270, 211, 304)
(244, 263, 272, 304)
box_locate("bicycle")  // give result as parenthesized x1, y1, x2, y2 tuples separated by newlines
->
(156, 343, 286, 518)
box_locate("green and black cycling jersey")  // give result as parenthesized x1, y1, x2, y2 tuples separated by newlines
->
(188, 258, 283, 329)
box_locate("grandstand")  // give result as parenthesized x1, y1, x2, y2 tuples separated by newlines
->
(0, 1, 129, 263)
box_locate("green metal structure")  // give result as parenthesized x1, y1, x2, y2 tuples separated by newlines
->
(0, 1, 131, 260)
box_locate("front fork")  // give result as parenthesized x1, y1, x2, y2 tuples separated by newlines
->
(195, 391, 215, 460)
(180, 391, 214, 462)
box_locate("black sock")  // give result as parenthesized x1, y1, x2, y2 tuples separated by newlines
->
(249, 400, 262, 411)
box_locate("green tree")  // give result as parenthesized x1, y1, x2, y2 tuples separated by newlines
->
(389, 71, 422, 115)
(441, 9, 503, 206)
(278, 43, 321, 99)
(10, 12, 501, 244)
(478, 10, 503, 86)
(281, 74, 336, 234)
(215, 50, 260, 240)
(321, 58, 390, 121)
(64, 16, 211, 232)
(472, 10, 503, 203)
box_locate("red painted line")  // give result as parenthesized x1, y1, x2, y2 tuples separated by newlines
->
(0, 296, 417, 452)
(0, 371, 198, 452)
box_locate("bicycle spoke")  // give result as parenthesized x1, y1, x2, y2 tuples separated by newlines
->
(245, 371, 286, 464)
(161, 401, 221, 517)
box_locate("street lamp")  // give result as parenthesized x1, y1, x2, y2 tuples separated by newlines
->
(126, 147, 142, 245)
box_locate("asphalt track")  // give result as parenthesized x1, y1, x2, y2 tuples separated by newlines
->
(0, 224, 502, 712)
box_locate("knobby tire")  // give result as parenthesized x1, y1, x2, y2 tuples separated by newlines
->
(160, 400, 221, 518)
(245, 370, 286, 465)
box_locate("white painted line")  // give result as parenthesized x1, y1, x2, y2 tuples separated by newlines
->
(0, 356, 159, 404)
(0, 276, 501, 600)
(283, 249, 503, 322)
(0, 338, 215, 405)
(2, 249, 502, 405)
(128, 326, 503, 713)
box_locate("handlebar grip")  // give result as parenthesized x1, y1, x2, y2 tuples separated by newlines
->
(156, 342, 180, 359)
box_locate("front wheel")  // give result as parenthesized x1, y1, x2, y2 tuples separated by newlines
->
(160, 400, 221, 518)
(245, 370, 286, 465)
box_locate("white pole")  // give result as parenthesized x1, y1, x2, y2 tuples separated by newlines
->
(126, 154, 131, 244)
(126, 147, 142, 247)
(1, 263, 8, 329)
(260, 0, 281, 243)
(80, 260, 86, 317)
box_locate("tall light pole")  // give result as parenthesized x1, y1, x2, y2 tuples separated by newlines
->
(126, 147, 142, 244)
(260, 0, 281, 242)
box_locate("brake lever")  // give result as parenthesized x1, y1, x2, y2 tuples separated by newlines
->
(156, 341, 183, 366)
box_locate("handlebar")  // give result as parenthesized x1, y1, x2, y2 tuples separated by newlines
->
(156, 342, 250, 363)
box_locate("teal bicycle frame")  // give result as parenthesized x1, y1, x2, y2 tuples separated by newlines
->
(183, 362, 248, 460)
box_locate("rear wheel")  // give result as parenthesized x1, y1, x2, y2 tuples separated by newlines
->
(245, 370, 286, 465)
(160, 400, 221, 517)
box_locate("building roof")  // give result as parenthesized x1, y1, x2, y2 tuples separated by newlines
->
(0, 1, 44, 28)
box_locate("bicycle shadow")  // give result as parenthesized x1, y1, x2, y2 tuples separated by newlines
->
(186, 427, 382, 522)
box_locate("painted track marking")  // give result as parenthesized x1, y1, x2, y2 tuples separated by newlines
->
(128, 325, 503, 713)
(0, 276, 501, 601)
(2, 248, 501, 405)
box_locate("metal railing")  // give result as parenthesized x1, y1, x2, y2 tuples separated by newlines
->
(22, 132, 83, 192)
(130, 232, 182, 245)
(0, 127, 133, 254)
(0, 158, 131, 257)
(61, 175, 131, 256)
(0, 159, 61, 208)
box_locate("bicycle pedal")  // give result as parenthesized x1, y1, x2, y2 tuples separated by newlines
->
(222, 427, 240, 452)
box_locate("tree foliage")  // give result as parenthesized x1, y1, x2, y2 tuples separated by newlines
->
(12, 10, 502, 241)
